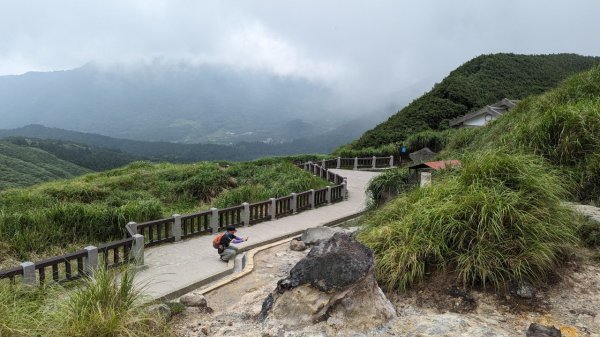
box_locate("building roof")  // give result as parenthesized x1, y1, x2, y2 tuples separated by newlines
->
(408, 160, 461, 170)
(449, 98, 517, 127)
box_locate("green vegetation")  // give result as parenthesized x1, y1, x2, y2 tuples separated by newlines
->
(359, 151, 578, 291)
(0, 160, 327, 262)
(0, 268, 172, 336)
(360, 64, 600, 293)
(332, 143, 397, 158)
(351, 53, 600, 149)
(0, 141, 90, 190)
(4, 137, 145, 171)
(366, 168, 414, 206)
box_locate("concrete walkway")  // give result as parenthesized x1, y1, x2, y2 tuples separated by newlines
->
(136, 169, 379, 300)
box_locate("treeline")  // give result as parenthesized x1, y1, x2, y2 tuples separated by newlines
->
(4, 137, 143, 171)
(352, 53, 600, 149)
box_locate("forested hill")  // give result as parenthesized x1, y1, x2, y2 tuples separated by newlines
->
(2, 137, 144, 171)
(0, 141, 90, 190)
(352, 53, 600, 148)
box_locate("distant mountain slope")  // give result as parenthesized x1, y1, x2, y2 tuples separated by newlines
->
(352, 53, 600, 148)
(0, 63, 345, 144)
(2, 137, 144, 171)
(0, 141, 90, 190)
(0, 122, 384, 162)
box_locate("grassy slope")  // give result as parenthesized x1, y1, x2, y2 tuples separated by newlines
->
(359, 65, 600, 291)
(352, 53, 600, 149)
(0, 159, 327, 263)
(0, 141, 90, 190)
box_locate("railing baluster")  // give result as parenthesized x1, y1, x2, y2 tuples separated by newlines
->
(52, 264, 59, 282)
(65, 261, 72, 279)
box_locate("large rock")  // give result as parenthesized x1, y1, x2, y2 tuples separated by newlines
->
(300, 226, 344, 245)
(260, 233, 396, 331)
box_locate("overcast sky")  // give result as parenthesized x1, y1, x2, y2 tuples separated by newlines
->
(1, 0, 600, 112)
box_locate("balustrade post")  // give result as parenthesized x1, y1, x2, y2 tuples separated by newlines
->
(269, 198, 277, 220)
(326, 186, 332, 205)
(172, 214, 182, 242)
(242, 202, 250, 226)
(372, 156, 377, 169)
(291, 193, 297, 214)
(321, 159, 326, 169)
(20, 261, 36, 286)
(309, 189, 315, 209)
(131, 234, 145, 265)
(210, 208, 219, 233)
(84, 245, 98, 275)
(126, 221, 138, 235)
(303, 163, 308, 171)
(337, 157, 341, 169)
(353, 157, 358, 170)
(320, 166, 324, 178)
(390, 155, 394, 167)
(342, 178, 348, 199)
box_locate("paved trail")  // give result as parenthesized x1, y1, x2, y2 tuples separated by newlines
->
(136, 169, 379, 300)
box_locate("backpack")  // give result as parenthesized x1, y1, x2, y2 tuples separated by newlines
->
(212, 232, 225, 249)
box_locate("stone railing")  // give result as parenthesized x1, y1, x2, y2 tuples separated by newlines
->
(305, 156, 395, 171)
(0, 160, 348, 287)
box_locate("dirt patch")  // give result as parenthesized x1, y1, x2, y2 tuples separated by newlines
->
(171, 242, 600, 337)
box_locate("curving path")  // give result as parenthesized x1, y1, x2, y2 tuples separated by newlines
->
(136, 169, 380, 300)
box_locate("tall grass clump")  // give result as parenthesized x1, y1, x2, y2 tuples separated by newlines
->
(366, 168, 415, 207)
(53, 268, 172, 337)
(359, 150, 578, 291)
(0, 283, 49, 336)
(404, 129, 456, 153)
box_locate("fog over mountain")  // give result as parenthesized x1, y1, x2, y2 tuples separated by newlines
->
(0, 62, 393, 143)
(2, 1, 600, 146)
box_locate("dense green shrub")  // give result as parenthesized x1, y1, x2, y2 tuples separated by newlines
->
(404, 129, 456, 153)
(332, 143, 397, 158)
(359, 150, 578, 290)
(366, 168, 415, 206)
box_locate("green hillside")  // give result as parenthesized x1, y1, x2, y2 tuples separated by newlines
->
(3, 137, 144, 171)
(351, 53, 600, 149)
(0, 159, 327, 264)
(359, 64, 600, 292)
(0, 141, 90, 190)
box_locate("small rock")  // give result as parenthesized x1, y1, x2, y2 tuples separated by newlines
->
(266, 264, 274, 268)
(275, 252, 284, 257)
(180, 292, 208, 307)
(526, 323, 561, 337)
(148, 303, 172, 321)
(201, 327, 209, 335)
(290, 239, 307, 251)
(511, 280, 536, 299)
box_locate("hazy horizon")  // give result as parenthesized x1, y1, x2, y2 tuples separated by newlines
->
(2, 0, 600, 117)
